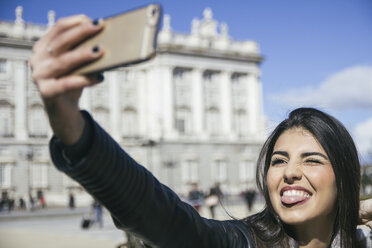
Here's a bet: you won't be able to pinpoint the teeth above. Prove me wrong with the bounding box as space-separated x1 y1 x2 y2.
282 190 311 198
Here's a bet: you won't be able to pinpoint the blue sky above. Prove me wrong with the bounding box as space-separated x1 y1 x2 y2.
1 0 372 162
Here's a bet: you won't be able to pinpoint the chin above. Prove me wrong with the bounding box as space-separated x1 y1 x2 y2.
277 210 310 225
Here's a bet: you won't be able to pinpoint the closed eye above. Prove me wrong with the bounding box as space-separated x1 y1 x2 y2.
305 159 322 165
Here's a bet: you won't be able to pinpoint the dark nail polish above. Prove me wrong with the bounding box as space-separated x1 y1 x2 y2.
92 46 100 53
96 74 104 82
92 19 100 26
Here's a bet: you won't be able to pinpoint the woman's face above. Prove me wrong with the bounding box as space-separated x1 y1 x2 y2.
266 127 337 226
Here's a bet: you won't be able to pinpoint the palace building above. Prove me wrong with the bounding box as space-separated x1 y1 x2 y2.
0 6 266 206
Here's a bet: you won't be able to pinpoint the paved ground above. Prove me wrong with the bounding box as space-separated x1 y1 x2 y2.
0 211 125 248
0 198 264 248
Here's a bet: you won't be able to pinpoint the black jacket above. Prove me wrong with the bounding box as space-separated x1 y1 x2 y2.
50 111 256 248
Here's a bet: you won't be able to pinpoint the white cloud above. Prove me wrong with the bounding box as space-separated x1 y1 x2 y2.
269 65 372 110
353 117 372 163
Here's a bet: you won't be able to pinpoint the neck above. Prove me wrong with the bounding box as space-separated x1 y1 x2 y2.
289 215 335 248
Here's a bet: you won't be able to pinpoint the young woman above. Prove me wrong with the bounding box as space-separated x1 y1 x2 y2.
30 15 371 247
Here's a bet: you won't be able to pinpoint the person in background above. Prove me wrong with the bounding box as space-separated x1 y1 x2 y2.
68 192 75 209
242 188 257 213
188 183 204 213
205 183 223 218
92 200 103 228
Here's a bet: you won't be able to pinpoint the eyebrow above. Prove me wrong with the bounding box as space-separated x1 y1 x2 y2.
301 152 329 160
271 151 329 160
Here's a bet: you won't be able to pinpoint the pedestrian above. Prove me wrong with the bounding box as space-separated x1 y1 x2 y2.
30 14 372 247
18 197 26 210
205 183 223 218
39 194 46 208
68 192 75 209
242 188 256 212
7 197 14 213
92 200 103 228
188 183 204 213
28 193 35 211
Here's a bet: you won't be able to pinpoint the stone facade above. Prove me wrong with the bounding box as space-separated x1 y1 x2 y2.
0 7 266 206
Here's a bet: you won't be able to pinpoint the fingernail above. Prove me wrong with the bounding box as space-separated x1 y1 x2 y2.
96 74 104 82
92 46 100 53
92 18 102 26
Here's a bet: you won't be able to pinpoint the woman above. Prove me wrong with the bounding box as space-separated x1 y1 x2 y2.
245 108 362 247
30 15 371 247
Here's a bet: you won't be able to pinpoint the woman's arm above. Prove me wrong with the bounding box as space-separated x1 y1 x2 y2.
32 15 254 248
30 15 105 144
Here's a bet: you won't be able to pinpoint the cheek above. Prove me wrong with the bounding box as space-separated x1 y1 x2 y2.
305 166 337 208
266 168 281 198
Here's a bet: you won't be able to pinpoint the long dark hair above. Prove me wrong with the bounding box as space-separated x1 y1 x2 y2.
244 107 361 247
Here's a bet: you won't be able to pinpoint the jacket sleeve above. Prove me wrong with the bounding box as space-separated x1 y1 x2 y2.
49 111 254 248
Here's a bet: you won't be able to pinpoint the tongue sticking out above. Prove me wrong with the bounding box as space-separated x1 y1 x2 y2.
281 195 308 205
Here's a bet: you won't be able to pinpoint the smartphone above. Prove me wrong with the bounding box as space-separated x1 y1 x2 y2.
72 4 162 75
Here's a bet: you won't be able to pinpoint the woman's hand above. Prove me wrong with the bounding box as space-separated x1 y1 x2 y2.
359 198 372 229
30 15 105 144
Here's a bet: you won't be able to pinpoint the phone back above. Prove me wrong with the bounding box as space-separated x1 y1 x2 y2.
73 4 161 75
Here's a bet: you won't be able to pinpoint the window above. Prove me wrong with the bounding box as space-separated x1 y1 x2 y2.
231 73 247 110
173 68 191 107
0 103 14 137
214 160 227 182
0 59 6 73
30 163 48 188
122 108 138 137
0 164 12 188
239 160 255 182
123 70 133 82
94 107 110 131
205 108 220 135
29 106 48 137
173 68 185 80
181 160 198 183
175 108 192 135
233 109 247 136
203 70 220 108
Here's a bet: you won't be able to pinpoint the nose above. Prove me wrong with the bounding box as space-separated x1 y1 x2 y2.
283 162 302 183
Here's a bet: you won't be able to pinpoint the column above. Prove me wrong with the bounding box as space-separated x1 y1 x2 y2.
220 70 232 136
14 60 27 140
192 68 204 136
108 71 120 141
246 73 259 135
161 65 175 138
146 67 162 139
137 69 147 137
